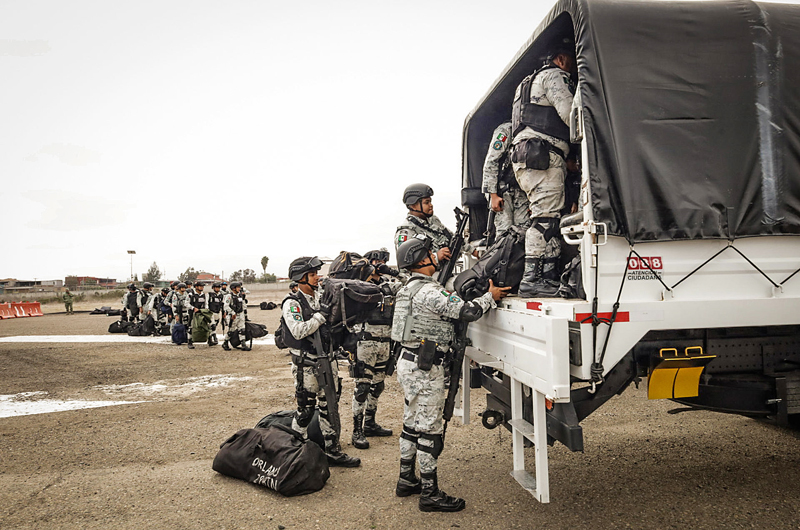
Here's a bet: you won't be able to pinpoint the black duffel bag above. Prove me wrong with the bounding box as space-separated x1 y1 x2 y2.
255 409 325 450
212 425 330 496
320 278 383 327
454 225 526 301
108 320 134 333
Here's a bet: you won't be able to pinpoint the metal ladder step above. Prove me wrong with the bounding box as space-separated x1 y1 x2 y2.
508 418 537 444
510 469 537 494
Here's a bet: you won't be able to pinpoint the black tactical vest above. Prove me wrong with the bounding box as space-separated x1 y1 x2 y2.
126 291 139 311
140 291 151 308
512 66 572 141
189 292 206 310
279 292 315 352
208 292 222 312
229 293 244 313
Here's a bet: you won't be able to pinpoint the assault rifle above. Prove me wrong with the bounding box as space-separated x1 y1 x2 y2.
436 207 470 286
442 320 469 439
311 329 341 439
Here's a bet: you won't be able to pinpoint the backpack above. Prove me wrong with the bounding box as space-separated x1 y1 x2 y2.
328 251 374 281
454 224 526 301
212 425 330 497
320 278 384 327
108 320 133 333
274 319 288 349
260 301 277 310
172 322 188 344
556 254 586 299
141 315 156 335
246 321 269 339
127 322 148 336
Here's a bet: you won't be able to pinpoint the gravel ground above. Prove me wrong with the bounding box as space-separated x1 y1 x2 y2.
1 303 799 530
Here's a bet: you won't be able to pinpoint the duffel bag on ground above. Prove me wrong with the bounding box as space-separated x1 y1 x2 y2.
172 322 187 344
454 224 526 301
108 320 133 333
212 425 330 496
255 410 324 450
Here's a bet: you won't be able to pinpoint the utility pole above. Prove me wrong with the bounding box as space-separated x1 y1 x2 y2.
127 250 136 282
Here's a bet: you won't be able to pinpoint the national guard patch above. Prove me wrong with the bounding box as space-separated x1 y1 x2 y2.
496 132 508 142
293 314 303 321
290 306 300 313
398 234 408 245
449 294 462 303
492 140 503 150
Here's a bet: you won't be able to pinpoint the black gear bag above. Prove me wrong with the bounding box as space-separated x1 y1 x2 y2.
320 278 384 327
212 424 330 496
454 225 526 301
255 409 325 450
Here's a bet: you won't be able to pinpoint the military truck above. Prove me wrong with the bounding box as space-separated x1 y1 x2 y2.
457 0 800 503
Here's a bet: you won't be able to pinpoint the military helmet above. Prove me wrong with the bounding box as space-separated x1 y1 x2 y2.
212 282 221 288
364 248 390 264
127 283 137 290
221 281 228 286
171 281 179 288
230 281 243 290
289 256 323 281
402 183 434 206
396 234 433 269
142 282 154 289
547 37 576 62
177 282 187 289
161 287 169 294
195 282 205 289
185 280 193 286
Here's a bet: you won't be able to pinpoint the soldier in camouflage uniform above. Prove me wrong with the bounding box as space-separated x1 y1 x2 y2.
511 40 577 297
207 282 224 344
282 256 360 467
164 281 179 326
171 282 191 336
395 184 475 268
62 288 75 315
391 235 509 512
121 283 142 322
150 287 170 334
483 121 531 236
222 282 249 351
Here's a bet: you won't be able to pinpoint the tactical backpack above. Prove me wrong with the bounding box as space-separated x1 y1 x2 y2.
320 278 384 328
127 321 148 336
172 322 188 344
108 320 134 334
328 251 374 281
454 224 526 301
212 425 330 497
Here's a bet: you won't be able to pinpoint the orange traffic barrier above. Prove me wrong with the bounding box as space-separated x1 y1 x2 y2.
12 302 30 317
26 302 44 317
0 303 14 319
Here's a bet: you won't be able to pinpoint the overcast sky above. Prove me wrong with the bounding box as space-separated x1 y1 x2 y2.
2 0 556 282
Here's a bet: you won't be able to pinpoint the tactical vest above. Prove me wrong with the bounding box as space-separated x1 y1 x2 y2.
189 292 206 310
512 66 571 141
126 291 139 311
208 292 223 313
229 293 244 313
390 276 455 349
140 291 151 309
280 292 315 352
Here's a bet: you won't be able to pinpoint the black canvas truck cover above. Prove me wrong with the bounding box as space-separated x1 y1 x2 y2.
463 0 800 243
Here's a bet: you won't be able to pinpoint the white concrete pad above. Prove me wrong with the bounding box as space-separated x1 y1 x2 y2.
0 334 276 345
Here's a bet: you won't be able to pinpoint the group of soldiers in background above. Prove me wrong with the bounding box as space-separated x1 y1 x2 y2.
120 279 250 351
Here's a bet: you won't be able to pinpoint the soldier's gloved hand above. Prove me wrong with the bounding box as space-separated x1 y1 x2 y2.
376 263 398 277
318 303 332 320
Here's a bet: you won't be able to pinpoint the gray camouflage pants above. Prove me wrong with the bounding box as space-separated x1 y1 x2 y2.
514 153 565 258
291 359 340 452
492 187 532 236
397 354 445 475
351 339 391 416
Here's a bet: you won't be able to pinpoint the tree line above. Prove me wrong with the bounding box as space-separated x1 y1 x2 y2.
141 256 277 284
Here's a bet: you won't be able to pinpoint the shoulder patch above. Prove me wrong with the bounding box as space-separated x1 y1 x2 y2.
492 140 504 151
398 234 408 245
290 305 300 313
293 314 303 321
495 132 508 142
449 294 462 303
440 290 451 297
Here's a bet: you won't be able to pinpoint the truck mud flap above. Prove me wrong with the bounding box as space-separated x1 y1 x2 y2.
648 347 716 400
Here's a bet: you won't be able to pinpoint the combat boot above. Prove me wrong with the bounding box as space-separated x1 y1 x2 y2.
418 471 465 512
207 336 215 347
519 258 560 298
352 414 369 449
363 409 393 437
395 456 422 497
326 446 361 468
222 340 231 351
187 338 195 350
240 341 251 352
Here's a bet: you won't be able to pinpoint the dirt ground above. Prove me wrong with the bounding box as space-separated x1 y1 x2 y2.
1 300 799 530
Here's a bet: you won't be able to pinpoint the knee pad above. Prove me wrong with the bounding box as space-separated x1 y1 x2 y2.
295 406 315 428
354 382 371 403
417 433 444 459
369 381 385 398
400 425 420 443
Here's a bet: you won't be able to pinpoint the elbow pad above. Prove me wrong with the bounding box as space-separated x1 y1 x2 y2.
458 302 485 322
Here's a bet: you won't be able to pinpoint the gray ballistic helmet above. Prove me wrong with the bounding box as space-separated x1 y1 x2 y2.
171 281 179 288
230 281 243 290
142 282 154 289
289 256 323 281
402 183 434 206
396 234 432 269
212 282 221 288
177 282 187 289
546 37 576 63
161 287 169 294
195 282 204 289
127 283 137 290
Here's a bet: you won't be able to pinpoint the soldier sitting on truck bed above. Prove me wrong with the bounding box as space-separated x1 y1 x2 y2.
511 38 578 297
392 235 509 512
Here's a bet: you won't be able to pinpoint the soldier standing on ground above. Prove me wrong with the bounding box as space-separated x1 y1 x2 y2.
121 283 141 322
511 40 577 297
62 288 75 315
222 281 249 352
391 235 509 512
171 283 191 342
282 256 360 467
208 282 224 344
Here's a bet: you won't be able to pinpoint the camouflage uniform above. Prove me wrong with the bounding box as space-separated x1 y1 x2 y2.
223 291 247 346
171 290 191 326
62 290 75 314
121 290 142 322
512 67 575 263
349 275 403 446
483 121 531 235
281 289 341 453
395 214 474 258
207 289 224 337
392 273 495 495
150 291 168 330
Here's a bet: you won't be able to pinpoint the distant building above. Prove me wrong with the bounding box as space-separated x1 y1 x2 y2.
0 278 64 294
196 272 223 282
65 276 117 288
